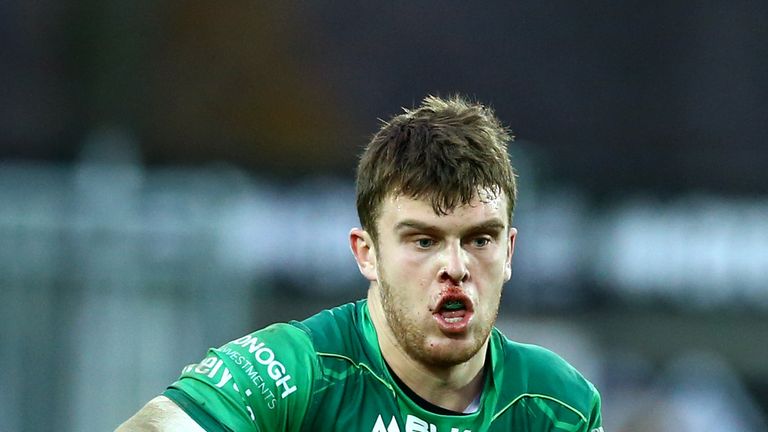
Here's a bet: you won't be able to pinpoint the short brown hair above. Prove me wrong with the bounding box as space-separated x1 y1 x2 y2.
356 95 517 239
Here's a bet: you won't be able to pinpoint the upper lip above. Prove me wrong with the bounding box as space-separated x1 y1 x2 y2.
433 290 474 313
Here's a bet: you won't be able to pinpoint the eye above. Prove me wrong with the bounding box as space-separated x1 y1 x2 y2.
471 237 491 248
416 238 435 249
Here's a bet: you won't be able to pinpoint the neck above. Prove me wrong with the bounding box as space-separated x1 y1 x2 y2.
367 286 488 412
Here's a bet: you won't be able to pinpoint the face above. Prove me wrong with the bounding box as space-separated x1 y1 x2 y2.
365 191 516 367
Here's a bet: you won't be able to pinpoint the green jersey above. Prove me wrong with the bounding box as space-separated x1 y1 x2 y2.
164 300 603 432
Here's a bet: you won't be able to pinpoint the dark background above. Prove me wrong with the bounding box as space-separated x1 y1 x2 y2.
2 2 767 431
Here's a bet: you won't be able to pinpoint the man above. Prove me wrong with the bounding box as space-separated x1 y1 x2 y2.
117 95 603 431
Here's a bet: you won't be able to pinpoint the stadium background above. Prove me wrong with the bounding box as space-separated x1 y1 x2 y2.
1 2 767 431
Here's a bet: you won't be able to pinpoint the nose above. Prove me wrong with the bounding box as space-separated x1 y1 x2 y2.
439 241 470 284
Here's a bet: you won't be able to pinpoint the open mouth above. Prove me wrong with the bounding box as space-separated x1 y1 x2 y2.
433 294 474 332
440 299 468 323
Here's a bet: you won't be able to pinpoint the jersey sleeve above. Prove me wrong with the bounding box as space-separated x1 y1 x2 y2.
164 323 318 432
585 385 603 432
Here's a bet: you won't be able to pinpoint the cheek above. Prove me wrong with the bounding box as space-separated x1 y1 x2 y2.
475 252 509 283
394 248 437 274
380 248 430 285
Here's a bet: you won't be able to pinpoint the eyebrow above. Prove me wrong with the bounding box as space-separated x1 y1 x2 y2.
394 219 507 235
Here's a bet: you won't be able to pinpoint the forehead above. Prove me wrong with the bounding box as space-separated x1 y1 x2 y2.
378 190 509 230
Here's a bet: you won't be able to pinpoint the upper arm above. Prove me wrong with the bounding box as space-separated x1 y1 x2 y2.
168 324 318 431
120 323 318 432
115 395 205 432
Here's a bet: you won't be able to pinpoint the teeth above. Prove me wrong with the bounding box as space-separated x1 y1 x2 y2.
444 317 462 323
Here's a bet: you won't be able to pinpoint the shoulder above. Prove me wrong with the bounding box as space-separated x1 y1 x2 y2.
165 307 359 431
217 301 366 376
290 301 366 357
223 321 315 368
492 329 600 421
223 301 361 358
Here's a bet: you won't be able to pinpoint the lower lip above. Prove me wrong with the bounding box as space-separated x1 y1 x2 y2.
433 311 473 334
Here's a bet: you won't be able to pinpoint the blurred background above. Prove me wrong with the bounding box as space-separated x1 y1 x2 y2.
1 1 767 431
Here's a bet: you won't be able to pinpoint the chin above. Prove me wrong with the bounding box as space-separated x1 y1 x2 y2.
418 337 482 367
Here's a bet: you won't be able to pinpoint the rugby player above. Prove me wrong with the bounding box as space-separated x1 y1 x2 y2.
116 95 603 431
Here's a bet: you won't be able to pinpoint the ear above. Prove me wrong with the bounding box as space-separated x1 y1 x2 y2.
350 228 378 282
504 227 518 282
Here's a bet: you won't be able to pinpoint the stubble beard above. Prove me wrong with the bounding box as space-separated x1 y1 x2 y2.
378 273 499 368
